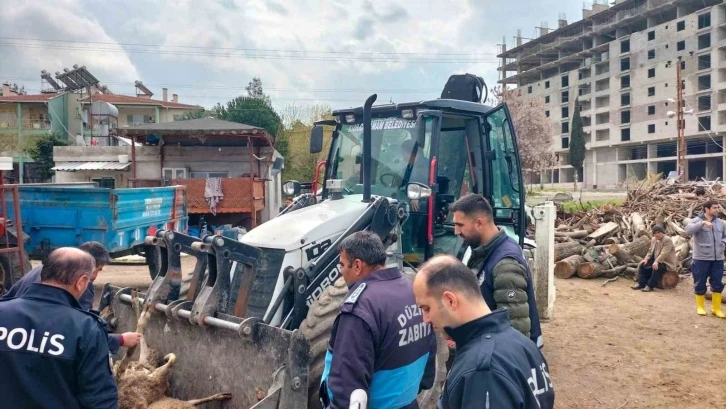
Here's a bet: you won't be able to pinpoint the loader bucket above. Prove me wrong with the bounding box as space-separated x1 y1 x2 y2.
107 285 310 409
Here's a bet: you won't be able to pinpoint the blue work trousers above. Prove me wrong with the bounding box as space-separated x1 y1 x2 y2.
691 259 725 295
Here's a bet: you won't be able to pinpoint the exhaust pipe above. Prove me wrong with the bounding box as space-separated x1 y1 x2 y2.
362 94 377 203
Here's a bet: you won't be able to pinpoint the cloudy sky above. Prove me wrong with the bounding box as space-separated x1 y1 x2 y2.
1 0 585 113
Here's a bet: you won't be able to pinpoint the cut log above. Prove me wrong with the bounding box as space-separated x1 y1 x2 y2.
658 270 679 290
554 230 589 239
572 215 590 230
576 262 604 279
603 237 621 245
608 235 651 261
631 212 646 235
602 265 627 279
667 220 687 238
554 241 583 262
587 222 619 241
623 266 640 279
554 255 585 279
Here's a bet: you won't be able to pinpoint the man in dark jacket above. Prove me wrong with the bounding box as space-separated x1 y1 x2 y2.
0 247 119 408
320 231 437 408
450 193 543 347
2 241 140 353
413 255 554 409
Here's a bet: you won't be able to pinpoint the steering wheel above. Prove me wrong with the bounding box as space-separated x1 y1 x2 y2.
379 172 403 188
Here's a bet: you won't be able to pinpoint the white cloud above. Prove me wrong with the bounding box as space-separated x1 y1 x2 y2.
1 0 585 112
0 0 140 86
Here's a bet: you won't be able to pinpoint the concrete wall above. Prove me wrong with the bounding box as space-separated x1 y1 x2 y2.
53 145 279 185
509 1 726 187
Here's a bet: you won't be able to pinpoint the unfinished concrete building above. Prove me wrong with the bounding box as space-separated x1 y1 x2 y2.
498 0 726 188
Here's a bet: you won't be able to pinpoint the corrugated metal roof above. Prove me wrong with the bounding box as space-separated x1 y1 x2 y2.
52 162 132 171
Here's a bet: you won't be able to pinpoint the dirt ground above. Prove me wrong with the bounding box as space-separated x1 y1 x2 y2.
91 259 726 408
544 275 726 409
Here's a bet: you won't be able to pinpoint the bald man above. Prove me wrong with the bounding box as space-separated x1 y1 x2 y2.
0 247 118 408
412 255 554 409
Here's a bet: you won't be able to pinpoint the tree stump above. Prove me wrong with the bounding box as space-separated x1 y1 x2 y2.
554 241 583 262
658 270 679 290
576 262 604 279
555 255 585 279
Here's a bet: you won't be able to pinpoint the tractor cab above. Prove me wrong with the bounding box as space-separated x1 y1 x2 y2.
287 74 527 266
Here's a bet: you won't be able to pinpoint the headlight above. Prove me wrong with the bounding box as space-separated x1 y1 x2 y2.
406 183 432 200
283 181 297 196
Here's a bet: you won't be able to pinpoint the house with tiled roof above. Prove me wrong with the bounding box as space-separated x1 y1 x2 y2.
1 78 202 182
0 83 56 182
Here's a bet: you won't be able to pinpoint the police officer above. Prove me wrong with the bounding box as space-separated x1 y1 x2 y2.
2 241 141 354
320 231 437 408
413 255 555 409
450 193 543 347
0 247 118 408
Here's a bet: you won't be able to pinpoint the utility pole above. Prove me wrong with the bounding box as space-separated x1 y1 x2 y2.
676 56 685 181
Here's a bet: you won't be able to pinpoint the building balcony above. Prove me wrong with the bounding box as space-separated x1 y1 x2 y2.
23 120 51 130
129 177 265 215
0 120 51 134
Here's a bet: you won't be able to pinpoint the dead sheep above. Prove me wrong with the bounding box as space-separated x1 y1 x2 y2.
113 293 231 409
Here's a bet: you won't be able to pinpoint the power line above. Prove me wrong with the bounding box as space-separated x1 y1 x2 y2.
0 76 442 93
0 36 499 57
0 41 499 64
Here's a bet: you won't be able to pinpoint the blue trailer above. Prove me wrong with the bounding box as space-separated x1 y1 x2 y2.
2 185 188 276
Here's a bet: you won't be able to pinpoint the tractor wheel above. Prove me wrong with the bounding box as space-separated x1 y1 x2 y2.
299 275 448 409
299 276 348 409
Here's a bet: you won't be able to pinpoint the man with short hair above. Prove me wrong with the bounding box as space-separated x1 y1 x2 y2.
633 225 676 292
685 200 726 317
0 247 119 408
413 255 554 409
320 231 437 408
2 241 140 352
450 193 543 347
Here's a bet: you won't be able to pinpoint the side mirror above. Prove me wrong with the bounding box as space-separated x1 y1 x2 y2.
406 182 432 201
283 180 302 196
310 125 324 154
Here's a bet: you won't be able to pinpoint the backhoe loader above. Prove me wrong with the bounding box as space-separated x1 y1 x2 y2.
100 73 534 408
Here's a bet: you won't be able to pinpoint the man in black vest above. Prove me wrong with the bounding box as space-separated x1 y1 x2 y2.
412 255 554 409
450 193 543 348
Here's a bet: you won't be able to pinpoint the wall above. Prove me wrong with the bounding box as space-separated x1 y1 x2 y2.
53 145 280 186
117 107 156 126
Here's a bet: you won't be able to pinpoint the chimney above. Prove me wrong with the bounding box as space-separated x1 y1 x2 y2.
162 88 168 102
1 82 9 96
172 94 178 103
558 13 567 28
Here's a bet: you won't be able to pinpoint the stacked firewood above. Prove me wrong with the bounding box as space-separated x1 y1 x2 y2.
551 177 725 288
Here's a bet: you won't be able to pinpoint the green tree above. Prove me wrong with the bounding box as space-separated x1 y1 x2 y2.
26 133 69 182
175 109 217 121
216 96 283 139
246 77 271 105
569 99 586 190
278 104 334 183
